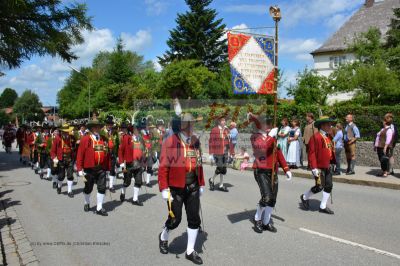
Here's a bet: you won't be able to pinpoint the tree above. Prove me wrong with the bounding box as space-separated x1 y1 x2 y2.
0 88 18 108
287 68 331 105
13 90 44 122
385 8 400 75
157 60 216 99
0 0 92 71
159 0 226 71
349 28 385 64
0 111 10 127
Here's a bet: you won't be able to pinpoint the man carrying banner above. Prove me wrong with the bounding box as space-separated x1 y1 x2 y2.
118 122 145 206
300 116 336 215
208 116 230 192
76 120 110 216
250 114 292 233
158 113 205 265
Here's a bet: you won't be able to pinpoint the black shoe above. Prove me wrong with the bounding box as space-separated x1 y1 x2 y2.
390 170 395 176
39 173 44 179
254 220 263 233
68 192 74 198
96 208 108 216
159 233 168 254
300 194 310 210
146 183 152 188
34 169 38 174
57 187 61 194
263 223 277 233
84 204 90 212
120 193 125 202
319 207 334 215
52 182 57 189
218 186 228 192
132 200 143 206
185 251 203 265
333 171 341 176
208 178 214 191
346 171 355 175
109 187 115 193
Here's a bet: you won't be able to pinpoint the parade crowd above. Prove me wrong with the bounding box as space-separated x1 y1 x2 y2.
0 110 398 265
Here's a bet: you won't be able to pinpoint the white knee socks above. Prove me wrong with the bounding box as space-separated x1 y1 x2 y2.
67 180 73 193
121 187 126 194
186 228 199 255
84 193 90 205
303 190 313 200
211 174 217 183
146 173 151 184
133 186 139 202
109 176 115 188
161 227 169 241
219 174 224 187
58 180 62 188
263 206 273 225
320 191 330 209
46 168 51 178
255 204 265 221
96 193 105 211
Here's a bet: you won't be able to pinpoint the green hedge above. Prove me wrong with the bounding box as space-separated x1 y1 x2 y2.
99 102 400 141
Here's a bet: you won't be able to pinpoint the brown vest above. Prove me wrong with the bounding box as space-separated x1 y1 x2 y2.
378 127 393 148
347 124 355 139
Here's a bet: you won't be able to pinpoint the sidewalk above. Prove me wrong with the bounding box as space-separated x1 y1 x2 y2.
203 154 400 190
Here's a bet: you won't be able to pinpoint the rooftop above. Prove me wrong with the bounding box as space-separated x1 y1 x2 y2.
311 0 400 55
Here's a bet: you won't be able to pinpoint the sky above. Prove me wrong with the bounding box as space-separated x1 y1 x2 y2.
0 0 365 106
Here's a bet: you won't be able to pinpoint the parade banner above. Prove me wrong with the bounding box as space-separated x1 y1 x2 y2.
228 32 275 94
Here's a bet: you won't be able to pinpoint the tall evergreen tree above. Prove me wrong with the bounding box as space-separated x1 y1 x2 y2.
0 88 18 108
385 8 400 75
159 0 226 71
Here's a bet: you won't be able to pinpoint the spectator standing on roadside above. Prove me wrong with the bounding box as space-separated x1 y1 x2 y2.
287 119 302 169
229 121 238 163
344 114 360 175
374 114 395 177
303 113 318 169
387 113 398 175
333 123 344 175
278 118 291 161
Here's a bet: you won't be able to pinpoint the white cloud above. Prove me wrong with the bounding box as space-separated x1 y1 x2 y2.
152 59 162 72
145 0 168 15
295 54 313 61
280 38 321 55
324 12 353 30
121 30 152 52
0 27 153 105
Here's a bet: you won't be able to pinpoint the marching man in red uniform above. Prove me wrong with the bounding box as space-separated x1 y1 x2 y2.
76 120 110 216
158 113 205 265
118 122 146 206
208 116 230 192
300 116 336 215
50 124 75 197
24 126 35 166
250 114 292 233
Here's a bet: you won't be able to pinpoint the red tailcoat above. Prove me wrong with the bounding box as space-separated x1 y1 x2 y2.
76 134 110 171
308 132 336 170
118 133 144 164
50 135 73 160
25 132 35 146
158 134 205 191
209 126 230 155
251 133 289 172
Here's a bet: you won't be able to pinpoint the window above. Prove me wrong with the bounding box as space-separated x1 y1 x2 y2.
329 56 347 68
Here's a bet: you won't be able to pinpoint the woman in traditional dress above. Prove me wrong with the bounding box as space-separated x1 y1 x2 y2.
277 118 290 160
287 119 302 169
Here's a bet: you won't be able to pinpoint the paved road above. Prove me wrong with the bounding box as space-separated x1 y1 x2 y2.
1 147 400 266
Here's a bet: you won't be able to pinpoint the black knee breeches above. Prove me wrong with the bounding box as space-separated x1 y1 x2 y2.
214 154 228 175
165 185 201 230
83 167 106 194
58 160 74 181
254 169 279 208
311 167 333 194
123 163 143 188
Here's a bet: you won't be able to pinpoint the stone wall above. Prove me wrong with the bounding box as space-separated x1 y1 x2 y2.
199 133 400 168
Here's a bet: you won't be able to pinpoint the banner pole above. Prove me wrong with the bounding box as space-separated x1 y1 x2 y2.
270 6 281 191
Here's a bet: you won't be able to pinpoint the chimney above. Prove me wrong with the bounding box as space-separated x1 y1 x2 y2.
365 0 374 8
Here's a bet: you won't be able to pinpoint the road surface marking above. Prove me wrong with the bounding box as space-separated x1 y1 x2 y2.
299 228 400 260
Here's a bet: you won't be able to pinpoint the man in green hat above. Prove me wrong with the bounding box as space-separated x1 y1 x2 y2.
300 116 336 215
